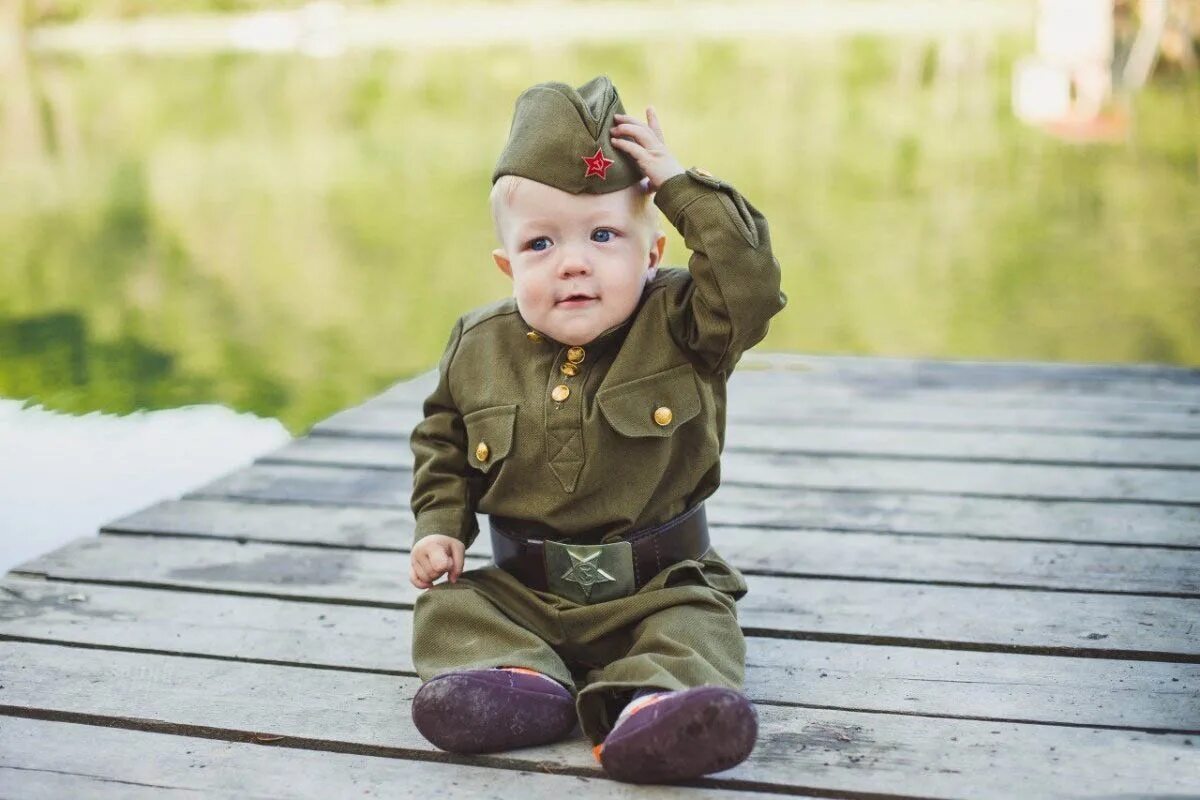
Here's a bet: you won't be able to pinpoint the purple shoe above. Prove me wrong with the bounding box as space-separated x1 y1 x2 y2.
595 686 758 784
411 667 576 754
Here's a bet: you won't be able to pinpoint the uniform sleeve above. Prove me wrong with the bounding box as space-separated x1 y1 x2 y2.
408 317 480 550
653 168 788 376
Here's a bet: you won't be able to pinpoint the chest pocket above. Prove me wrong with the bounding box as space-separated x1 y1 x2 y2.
596 363 702 438
463 404 517 474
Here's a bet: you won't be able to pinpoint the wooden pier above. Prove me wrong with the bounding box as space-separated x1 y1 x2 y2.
3 353 1199 798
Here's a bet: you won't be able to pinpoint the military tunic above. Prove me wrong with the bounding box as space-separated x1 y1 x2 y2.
409 167 786 744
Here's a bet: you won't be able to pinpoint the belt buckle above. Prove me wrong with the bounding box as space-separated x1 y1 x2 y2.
543 539 636 605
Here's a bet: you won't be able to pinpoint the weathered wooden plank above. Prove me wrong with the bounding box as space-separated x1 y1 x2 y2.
305 413 1200 468
260 435 1200 504
13 536 1200 658
100 499 1200 596
193 463 406 508
374 355 1200 407
3 576 1196 733
716 452 1200 504
186 463 1200 547
731 352 1200 398
0 716 769 800
316 391 1200 438
3 641 1196 799
349 377 1200 422
369 368 1200 417
729 368 1200 410
106 498 416 547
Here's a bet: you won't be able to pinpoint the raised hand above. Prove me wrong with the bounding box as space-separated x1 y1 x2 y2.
610 106 686 191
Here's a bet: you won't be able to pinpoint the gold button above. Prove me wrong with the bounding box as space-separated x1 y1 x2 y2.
551 384 570 402
560 362 578 377
475 442 490 462
566 346 586 364
694 167 713 178
653 406 673 426
526 330 543 343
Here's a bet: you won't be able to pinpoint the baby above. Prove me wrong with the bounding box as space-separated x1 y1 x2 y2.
407 75 786 784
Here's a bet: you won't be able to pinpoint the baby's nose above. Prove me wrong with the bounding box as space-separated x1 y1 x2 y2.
557 251 592 276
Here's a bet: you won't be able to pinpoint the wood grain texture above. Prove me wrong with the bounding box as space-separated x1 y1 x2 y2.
183 463 1200 547
6 354 1199 798
3 576 1197 733
315 390 1200 438
11 536 1200 658
2 641 1196 800
100 499 1200 596
373 356 1200 407
260 434 1200 503
0 716 768 800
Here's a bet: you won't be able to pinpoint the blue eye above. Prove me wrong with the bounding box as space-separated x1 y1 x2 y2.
528 237 550 252
592 229 614 243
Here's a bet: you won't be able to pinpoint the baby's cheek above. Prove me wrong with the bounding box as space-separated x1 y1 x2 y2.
515 276 550 307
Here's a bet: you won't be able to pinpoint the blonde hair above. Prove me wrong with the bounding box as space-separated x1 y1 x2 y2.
490 174 660 247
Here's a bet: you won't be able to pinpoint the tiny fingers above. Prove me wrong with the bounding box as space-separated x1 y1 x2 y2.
646 106 665 140
610 122 656 146
413 550 442 586
613 108 666 138
610 136 648 161
614 122 643 140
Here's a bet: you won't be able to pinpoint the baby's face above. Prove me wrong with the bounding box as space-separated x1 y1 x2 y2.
491 177 664 346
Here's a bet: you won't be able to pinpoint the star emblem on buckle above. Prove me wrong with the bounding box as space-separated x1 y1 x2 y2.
581 147 615 180
561 547 616 600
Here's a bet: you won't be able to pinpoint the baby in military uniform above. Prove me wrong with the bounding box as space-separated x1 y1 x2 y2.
407 75 786 784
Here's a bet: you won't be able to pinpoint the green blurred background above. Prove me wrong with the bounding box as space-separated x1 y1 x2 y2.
2 1 1198 434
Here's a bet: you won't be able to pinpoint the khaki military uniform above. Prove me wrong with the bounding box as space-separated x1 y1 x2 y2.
409 164 786 744
410 74 785 746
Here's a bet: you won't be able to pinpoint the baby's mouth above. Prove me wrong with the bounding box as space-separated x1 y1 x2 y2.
556 293 598 306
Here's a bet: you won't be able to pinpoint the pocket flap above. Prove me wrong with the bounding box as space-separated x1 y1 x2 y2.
463 404 517 473
596 364 701 438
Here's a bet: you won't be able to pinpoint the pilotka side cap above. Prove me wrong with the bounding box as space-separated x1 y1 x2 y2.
491 75 642 194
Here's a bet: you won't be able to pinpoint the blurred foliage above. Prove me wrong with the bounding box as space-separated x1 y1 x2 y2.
23 0 607 25
26 0 302 25
1 34 1197 433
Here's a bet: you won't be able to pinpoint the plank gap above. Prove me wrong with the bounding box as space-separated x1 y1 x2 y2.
97 521 1200 553
739 628 1200 665
735 570 1200 600
188 483 1200 512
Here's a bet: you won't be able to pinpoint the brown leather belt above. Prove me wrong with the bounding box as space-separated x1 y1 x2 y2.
488 503 710 605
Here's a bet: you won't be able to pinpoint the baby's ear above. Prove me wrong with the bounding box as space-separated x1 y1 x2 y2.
492 248 513 279
647 230 667 271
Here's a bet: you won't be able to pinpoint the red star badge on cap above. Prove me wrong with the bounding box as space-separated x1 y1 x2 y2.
581 147 615 180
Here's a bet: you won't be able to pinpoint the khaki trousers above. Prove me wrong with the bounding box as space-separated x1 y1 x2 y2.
411 547 749 745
